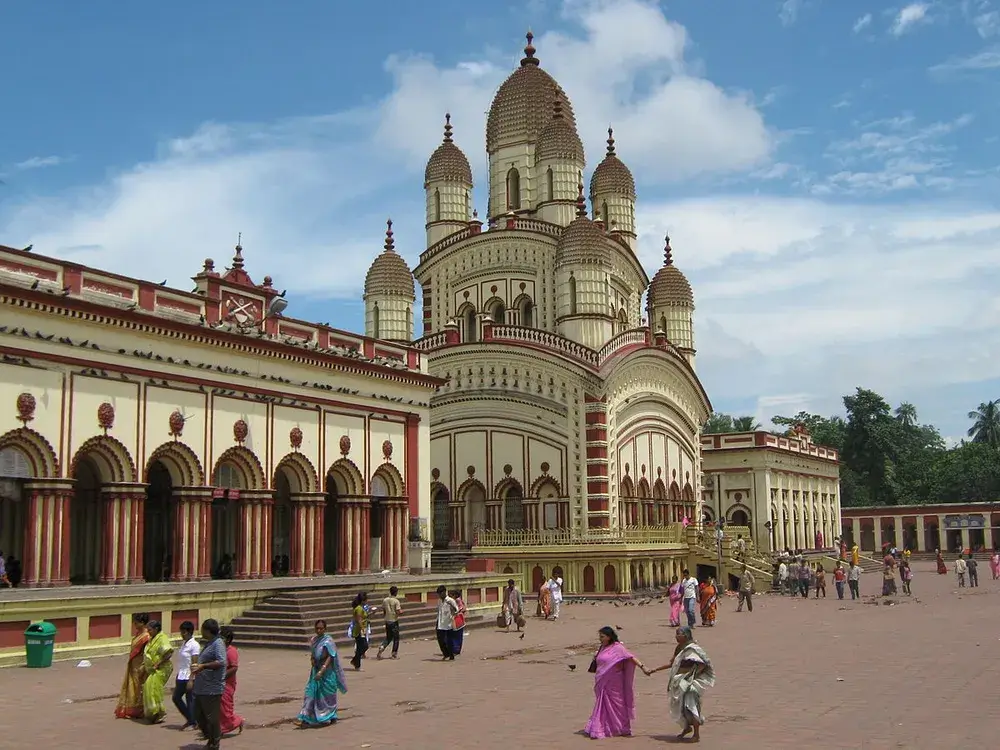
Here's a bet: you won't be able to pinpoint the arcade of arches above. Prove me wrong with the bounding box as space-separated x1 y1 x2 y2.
0 435 411 587
617 475 697 529
497 556 688 597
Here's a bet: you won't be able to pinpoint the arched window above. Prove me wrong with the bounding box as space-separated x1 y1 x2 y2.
372 303 380 339
659 314 667 333
617 308 627 333
465 191 470 219
602 201 609 225
462 305 477 343
546 168 554 201
568 275 577 315
490 299 506 324
519 298 534 327
405 306 412 337
506 167 521 210
214 463 243 489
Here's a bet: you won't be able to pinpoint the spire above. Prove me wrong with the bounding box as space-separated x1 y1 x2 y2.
606 127 617 157
521 30 539 67
443 113 453 144
232 232 245 270
576 184 587 218
384 219 395 253
663 235 673 266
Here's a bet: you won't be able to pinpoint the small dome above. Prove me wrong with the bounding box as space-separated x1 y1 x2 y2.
486 32 577 153
424 114 473 187
364 220 415 299
536 96 585 164
556 188 611 267
590 128 636 197
648 236 693 308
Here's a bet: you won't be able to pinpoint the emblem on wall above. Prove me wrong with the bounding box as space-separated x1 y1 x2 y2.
339 435 351 457
431 468 440 480
289 427 303 451
233 419 249 445
15 393 36 426
540 461 550 474
97 402 115 435
223 294 263 328
382 440 393 461
168 410 185 440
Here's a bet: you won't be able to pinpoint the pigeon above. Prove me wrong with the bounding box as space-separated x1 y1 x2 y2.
22 244 33 252
615 625 624 630
519 633 525 640
568 664 577 671
158 279 167 286
30 279 40 290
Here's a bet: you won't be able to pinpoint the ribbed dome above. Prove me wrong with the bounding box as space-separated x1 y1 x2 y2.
424 114 473 186
556 189 611 267
486 33 577 153
536 96 585 164
590 128 636 197
364 220 415 299
648 236 693 307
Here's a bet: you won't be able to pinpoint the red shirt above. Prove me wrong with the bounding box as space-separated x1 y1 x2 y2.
834 568 847 582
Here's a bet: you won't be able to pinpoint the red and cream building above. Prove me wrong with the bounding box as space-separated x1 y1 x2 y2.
841 502 1000 554
0 242 440 588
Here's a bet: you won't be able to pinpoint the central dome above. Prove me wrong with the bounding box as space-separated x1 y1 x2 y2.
486 32 577 153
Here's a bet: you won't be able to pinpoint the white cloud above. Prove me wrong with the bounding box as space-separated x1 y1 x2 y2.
930 46 1000 72
779 0 802 27
853 13 873 33
12 155 63 171
891 3 930 36
975 10 1000 36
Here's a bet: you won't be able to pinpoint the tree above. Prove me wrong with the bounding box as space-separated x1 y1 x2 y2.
841 388 899 505
895 402 917 427
701 413 734 434
967 400 1000 448
771 411 847 451
732 416 761 431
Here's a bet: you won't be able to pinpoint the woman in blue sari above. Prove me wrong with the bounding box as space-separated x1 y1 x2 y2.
296 619 347 727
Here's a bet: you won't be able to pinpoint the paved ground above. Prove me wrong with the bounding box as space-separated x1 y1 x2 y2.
1 560 995 749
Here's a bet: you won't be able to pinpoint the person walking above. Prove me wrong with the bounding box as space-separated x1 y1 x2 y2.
172 620 200 729
376 586 402 660
833 561 847 600
680 569 699 628
190 618 227 750
435 585 458 661
848 561 861 599
814 563 826 598
967 553 979 587
955 555 968 587
501 579 524 632
797 559 811 598
349 592 370 671
550 576 564 620
735 564 754 613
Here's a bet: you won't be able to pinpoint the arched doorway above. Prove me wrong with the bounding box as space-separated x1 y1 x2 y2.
323 474 341 574
730 508 749 528
502 483 524 531
462 481 486 543
144 461 173 582
272 470 293 575
370 473 389 571
432 485 451 548
70 457 105 584
211 461 242 578
0 446 30 582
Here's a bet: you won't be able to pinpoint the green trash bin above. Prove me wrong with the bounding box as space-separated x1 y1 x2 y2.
24 621 57 668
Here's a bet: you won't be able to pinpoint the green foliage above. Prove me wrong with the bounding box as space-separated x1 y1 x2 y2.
701 413 761 434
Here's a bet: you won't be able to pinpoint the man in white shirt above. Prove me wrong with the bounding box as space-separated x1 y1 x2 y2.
680 568 699 627
848 562 862 599
550 577 564 620
954 556 968 587
777 560 789 595
435 585 458 661
172 620 200 729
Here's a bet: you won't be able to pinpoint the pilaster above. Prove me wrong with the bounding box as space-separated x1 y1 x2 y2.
100 483 148 584
22 480 74 588
172 488 213 582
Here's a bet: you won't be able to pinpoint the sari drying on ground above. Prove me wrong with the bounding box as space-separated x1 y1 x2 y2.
114 630 150 719
220 644 244 734
584 642 637 739
141 631 173 721
668 582 683 627
699 584 718 626
297 634 347 726
666 641 716 729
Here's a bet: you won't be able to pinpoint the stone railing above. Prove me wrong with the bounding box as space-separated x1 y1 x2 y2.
473 524 684 548
420 216 564 265
597 328 650 365
412 331 449 351
489 325 599 366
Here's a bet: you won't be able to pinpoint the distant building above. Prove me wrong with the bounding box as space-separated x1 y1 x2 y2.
840 502 1000 553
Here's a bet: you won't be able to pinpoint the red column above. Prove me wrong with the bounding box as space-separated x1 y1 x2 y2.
338 502 350 573
404 414 420 518
360 502 371 572
56 490 71 585
100 494 116 583
132 493 145 583
22 485 73 588
316 498 326 576
236 499 250 579
199 497 212 580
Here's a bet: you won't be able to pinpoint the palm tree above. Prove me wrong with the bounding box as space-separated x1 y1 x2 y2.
732 416 761 431
894 402 918 427
967 400 1000 448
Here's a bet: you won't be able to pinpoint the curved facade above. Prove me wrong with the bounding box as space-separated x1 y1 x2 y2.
363 33 711 566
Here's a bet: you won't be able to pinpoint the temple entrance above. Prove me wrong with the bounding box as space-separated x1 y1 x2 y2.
432 486 451 548
730 509 749 528
370 474 389 570
0 446 30 582
464 483 486 543
143 460 174 582
502 484 524 531
323 475 340 574
211 461 241 578
70 457 105 584
272 470 293 576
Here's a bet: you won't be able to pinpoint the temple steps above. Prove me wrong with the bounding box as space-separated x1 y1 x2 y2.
431 550 471 573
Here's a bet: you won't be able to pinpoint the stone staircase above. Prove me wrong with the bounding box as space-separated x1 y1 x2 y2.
230 585 487 650
431 550 472 573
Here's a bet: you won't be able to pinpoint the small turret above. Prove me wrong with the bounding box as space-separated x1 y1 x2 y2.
364 219 416 342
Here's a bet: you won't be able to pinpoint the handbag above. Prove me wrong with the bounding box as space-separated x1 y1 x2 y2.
588 645 603 673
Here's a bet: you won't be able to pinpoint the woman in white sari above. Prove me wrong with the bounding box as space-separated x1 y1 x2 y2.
644 626 715 742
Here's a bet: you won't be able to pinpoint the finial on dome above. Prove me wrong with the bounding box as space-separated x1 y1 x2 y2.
521 30 539 66
606 127 616 156
664 235 673 266
443 113 453 144
576 184 587 218
232 233 245 269
384 219 395 253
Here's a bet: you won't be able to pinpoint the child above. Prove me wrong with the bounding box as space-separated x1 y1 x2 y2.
814 562 826 598
901 561 913 596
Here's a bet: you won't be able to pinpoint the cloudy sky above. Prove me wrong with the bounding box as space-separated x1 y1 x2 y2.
2 0 998 441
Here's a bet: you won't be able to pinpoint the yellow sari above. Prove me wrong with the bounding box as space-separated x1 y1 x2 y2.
142 631 173 722
114 630 150 719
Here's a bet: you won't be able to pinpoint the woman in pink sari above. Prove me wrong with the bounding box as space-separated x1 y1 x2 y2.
219 627 245 736
667 575 682 627
584 626 647 739
990 549 1000 580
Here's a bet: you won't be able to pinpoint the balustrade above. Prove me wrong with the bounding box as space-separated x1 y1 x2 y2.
474 523 683 548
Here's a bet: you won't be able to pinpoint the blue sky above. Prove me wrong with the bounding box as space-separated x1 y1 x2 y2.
2 0 999 442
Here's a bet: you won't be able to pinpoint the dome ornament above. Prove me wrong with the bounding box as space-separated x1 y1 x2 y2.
606 127 616 156
521 30 539 67
232 232 245 270
384 219 395 253
664 235 673 266
443 113 454 144
575 184 587 218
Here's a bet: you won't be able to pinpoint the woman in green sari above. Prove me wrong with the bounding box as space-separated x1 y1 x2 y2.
142 620 174 724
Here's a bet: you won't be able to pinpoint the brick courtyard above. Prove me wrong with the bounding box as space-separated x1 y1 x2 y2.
1 560 994 749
